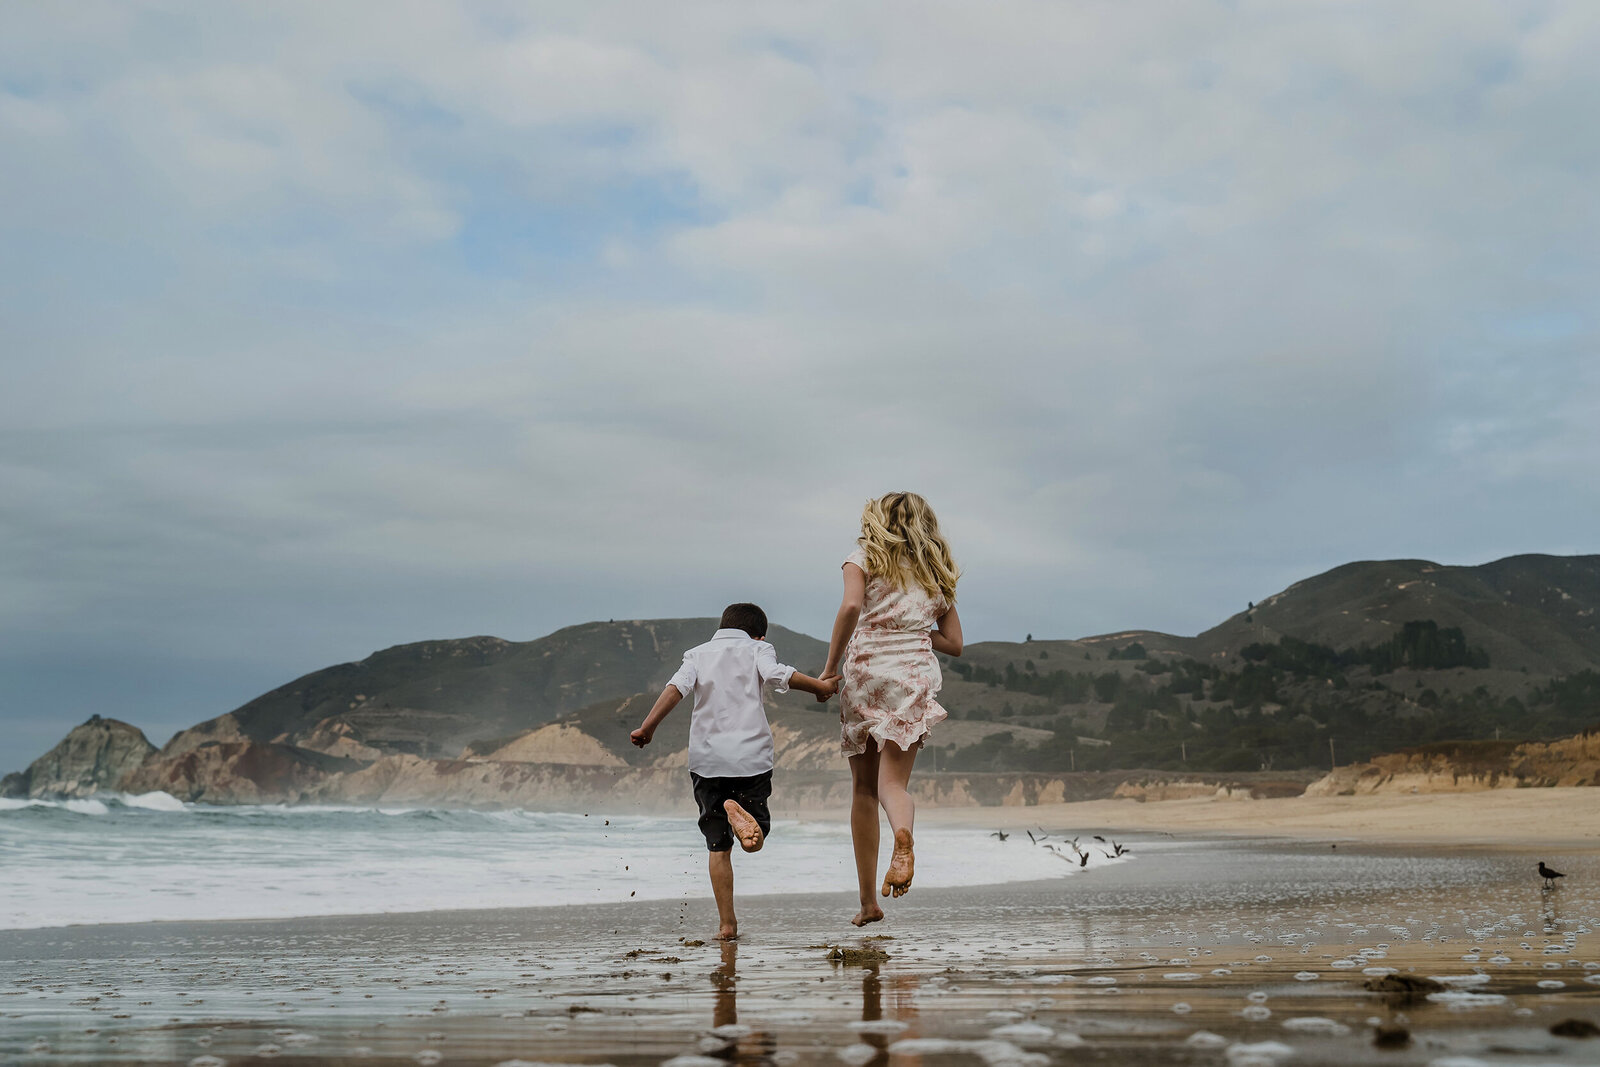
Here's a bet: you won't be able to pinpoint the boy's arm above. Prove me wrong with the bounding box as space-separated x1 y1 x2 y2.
786 670 838 701
631 684 684 746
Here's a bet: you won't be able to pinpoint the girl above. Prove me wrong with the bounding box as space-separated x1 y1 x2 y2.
820 492 963 927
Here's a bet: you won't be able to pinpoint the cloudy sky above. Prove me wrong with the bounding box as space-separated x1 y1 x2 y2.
3 2 1596 761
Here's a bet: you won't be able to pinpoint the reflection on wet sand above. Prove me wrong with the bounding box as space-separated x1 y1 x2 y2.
3 836 1600 1065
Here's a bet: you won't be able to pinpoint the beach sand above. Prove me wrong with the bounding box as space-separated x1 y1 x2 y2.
922 786 1600 847
6 794 1600 1066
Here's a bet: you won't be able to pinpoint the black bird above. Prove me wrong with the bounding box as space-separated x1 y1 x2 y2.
1539 862 1565 889
1026 829 1039 846
1078 852 1089 868
1111 840 1129 857
991 830 1009 841
1033 826 1051 841
1093 835 1107 843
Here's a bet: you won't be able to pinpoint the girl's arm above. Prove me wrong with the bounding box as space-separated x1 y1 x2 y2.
820 563 866 679
930 605 963 657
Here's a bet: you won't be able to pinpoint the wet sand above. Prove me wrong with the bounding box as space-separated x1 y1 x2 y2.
5 832 1600 1065
922 788 1600 847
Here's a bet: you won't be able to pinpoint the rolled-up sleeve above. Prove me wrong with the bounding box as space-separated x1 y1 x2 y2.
668 652 697 698
756 642 795 693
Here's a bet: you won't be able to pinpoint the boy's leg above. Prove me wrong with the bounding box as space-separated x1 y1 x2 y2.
709 849 737 940
724 772 772 853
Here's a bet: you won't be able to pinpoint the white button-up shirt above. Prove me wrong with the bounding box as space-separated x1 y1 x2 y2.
669 628 795 778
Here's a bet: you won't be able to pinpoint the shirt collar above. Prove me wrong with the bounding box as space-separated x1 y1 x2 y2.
711 628 753 641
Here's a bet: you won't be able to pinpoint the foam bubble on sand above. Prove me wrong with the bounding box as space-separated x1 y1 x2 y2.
1224 1041 1294 1066
662 1057 728 1067
887 1038 1048 1067
1240 1005 1272 1021
1165 972 1201 980
1537 979 1565 989
1282 1017 1349 1035
1293 971 1319 981
1186 1031 1229 1048
188 1057 225 1067
835 1045 877 1066
1426 991 1508 1008
1426 1059 1493 1067
1431 974 1491 986
990 1022 1053 1044
849 1020 908 1035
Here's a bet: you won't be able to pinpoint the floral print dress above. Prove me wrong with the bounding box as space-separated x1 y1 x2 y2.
839 546 950 757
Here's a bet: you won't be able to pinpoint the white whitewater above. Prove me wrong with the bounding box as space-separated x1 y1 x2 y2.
0 794 1106 930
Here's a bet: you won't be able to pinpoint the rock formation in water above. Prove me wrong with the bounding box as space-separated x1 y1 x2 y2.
0 715 156 799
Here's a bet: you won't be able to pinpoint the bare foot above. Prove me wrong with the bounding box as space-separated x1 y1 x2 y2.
715 924 739 941
724 800 764 852
881 828 914 898
850 904 885 927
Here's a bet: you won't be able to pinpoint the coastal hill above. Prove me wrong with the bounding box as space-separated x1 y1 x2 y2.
5 552 1598 806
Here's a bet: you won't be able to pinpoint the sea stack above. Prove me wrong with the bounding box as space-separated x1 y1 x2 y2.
1 715 156 799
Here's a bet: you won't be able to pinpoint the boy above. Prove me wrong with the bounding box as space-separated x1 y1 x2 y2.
631 603 836 940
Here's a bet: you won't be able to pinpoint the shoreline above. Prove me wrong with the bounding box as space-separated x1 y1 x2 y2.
6 836 1599 1066
918 786 1600 848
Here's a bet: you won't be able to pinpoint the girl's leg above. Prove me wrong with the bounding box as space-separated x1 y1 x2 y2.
848 743 884 926
877 740 919 897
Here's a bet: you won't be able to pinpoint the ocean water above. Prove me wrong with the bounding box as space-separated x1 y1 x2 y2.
0 793 1095 930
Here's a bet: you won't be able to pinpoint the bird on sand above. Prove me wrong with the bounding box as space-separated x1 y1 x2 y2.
1539 862 1565 889
1077 852 1089 868
991 830 1009 841
1111 840 1129 857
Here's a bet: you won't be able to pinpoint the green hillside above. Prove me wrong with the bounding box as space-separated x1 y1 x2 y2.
130 552 1600 775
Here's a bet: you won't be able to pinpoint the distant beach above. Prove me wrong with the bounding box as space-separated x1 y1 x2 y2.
925 786 1600 848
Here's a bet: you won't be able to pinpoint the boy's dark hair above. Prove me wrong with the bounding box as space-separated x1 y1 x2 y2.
720 602 768 639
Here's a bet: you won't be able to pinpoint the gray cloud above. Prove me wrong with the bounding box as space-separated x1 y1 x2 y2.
2 1 1596 759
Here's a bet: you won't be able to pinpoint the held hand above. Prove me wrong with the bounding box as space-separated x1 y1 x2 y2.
630 727 652 747
816 673 840 703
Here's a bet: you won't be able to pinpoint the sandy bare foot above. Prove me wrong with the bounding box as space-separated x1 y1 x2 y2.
850 904 885 927
716 924 739 941
881 828 914 898
724 800 764 852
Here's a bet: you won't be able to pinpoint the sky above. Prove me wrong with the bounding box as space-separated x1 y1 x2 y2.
2 1 1597 762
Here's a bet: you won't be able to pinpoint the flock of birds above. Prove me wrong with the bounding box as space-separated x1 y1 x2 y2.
992 831 1571 891
990 827 1129 868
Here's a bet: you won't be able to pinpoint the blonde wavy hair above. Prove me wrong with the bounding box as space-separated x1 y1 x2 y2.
857 492 960 604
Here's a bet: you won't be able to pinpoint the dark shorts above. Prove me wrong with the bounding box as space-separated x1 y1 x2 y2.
690 770 773 852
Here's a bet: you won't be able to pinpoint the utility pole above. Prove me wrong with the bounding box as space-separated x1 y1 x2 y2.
1181 741 1187 762
1329 737 1336 770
